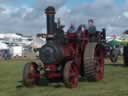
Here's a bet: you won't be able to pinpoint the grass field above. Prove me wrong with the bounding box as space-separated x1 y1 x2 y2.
0 57 128 96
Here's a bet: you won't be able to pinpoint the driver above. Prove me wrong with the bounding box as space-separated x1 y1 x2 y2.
88 19 96 33
88 19 97 42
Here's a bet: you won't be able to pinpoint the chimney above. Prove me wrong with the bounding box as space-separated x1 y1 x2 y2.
45 6 56 35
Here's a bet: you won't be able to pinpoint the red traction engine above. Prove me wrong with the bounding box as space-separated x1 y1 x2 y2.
23 6 106 88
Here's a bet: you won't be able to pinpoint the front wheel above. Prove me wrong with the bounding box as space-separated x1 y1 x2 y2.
63 61 79 88
23 62 40 87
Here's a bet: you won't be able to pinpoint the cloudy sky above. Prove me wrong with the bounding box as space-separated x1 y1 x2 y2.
0 0 128 36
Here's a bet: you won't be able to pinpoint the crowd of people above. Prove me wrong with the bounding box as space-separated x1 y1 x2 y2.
66 19 98 42
67 19 96 33
0 49 11 60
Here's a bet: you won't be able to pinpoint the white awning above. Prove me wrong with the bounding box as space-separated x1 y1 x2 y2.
0 42 9 50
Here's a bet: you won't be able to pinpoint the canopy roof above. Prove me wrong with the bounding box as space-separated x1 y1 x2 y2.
108 40 120 47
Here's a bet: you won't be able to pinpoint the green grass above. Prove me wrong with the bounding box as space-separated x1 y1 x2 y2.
0 59 128 96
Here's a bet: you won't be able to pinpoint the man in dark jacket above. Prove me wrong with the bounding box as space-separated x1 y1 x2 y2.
88 19 97 42
88 19 96 33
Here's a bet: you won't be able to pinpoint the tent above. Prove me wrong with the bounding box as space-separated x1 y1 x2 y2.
0 42 9 50
31 38 46 49
108 40 120 48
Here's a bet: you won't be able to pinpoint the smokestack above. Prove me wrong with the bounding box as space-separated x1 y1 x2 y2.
45 6 56 35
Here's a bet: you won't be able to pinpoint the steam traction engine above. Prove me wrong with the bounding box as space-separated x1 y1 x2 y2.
23 6 106 88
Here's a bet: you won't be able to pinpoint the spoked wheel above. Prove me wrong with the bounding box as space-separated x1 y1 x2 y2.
23 62 40 87
63 61 79 88
83 43 104 81
95 45 104 80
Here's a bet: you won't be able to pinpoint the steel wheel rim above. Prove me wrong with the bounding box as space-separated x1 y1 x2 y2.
70 65 79 88
95 47 104 80
64 63 79 88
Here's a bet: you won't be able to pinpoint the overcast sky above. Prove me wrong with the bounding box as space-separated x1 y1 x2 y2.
0 0 128 36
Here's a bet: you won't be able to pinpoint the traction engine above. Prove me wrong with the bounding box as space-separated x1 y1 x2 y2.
23 6 106 88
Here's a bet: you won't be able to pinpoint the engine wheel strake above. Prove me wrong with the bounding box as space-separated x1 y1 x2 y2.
83 43 104 81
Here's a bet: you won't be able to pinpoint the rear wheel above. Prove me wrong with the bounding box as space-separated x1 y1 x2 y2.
83 43 104 81
63 61 79 88
23 62 40 87
95 46 104 80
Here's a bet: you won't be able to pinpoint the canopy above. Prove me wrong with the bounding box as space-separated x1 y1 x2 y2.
108 40 120 48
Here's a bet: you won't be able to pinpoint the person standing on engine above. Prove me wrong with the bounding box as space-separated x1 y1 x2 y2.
88 19 96 33
88 19 97 42
67 24 76 33
77 24 87 39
